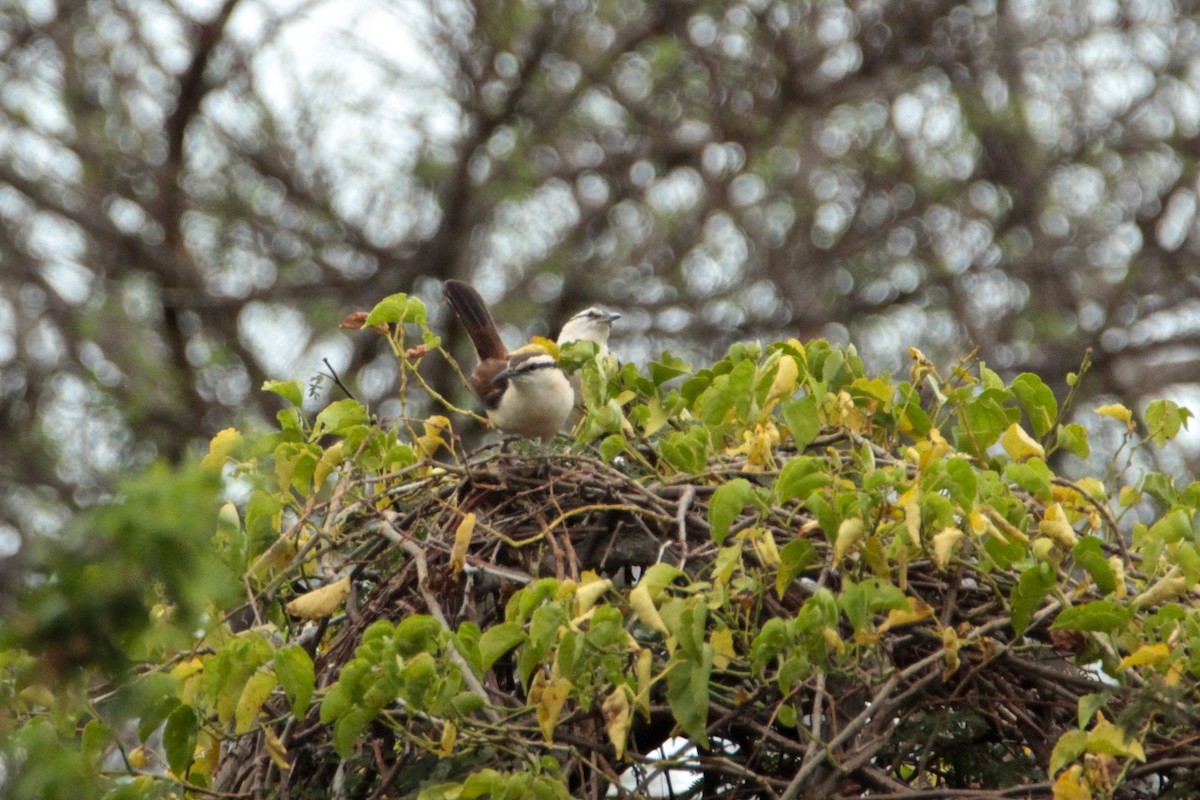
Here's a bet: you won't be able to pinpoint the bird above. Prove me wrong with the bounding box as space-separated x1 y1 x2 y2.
442 280 575 442
557 307 621 357
556 306 621 429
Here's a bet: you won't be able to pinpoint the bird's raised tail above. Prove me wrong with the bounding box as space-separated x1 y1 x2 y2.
443 280 507 361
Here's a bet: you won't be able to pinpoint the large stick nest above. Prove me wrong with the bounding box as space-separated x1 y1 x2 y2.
215 443 1200 800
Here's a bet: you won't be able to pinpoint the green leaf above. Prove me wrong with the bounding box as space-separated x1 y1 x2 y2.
773 457 829 504
640 562 685 596
1055 423 1090 459
312 399 370 440
1049 729 1088 776
263 379 303 407
163 704 198 777
1011 373 1058 438
1003 458 1053 501
400 652 438 709
661 429 709 474
1078 692 1109 728
319 683 350 724
666 606 712 747
1145 399 1192 447
944 457 978 507
1145 508 1193 546
1010 562 1056 636
479 622 527 672
333 707 371 759
598 434 626 462
1050 600 1130 633
275 645 315 718
776 539 817 598
649 352 693 384
1142 472 1177 506
959 388 1014 453
1072 537 1116 595
897 382 932 437
1170 541 1200 584
394 615 444 657
132 675 182 742
365 293 427 326
708 478 756 546
837 578 908 632
780 395 821 447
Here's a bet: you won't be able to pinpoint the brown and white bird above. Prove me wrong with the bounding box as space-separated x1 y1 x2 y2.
442 280 574 442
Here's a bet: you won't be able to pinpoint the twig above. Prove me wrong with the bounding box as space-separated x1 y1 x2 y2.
667 484 695 567
322 357 356 401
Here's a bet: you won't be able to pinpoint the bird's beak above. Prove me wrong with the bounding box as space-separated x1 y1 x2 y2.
605 311 622 322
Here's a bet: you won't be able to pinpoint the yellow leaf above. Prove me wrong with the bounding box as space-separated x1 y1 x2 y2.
744 424 776 471
629 583 669 637
1086 717 1146 761
235 670 277 734
916 429 952 471
710 628 736 670
899 486 921 547
217 501 240 531
515 336 560 358
1107 557 1127 599
643 397 671 437
573 576 613 618
450 513 475 574
128 745 150 769
1074 477 1106 501
313 440 345 488
1094 403 1133 426
983 505 1029 543
171 657 206 705
601 686 632 760
749 527 780 568
1052 765 1093 800
1131 567 1187 609
634 648 653 719
941 626 961 680
1039 503 1079 548
834 517 866 562
285 577 351 620
1118 642 1170 670
202 427 242 470
437 721 458 757
932 527 965 570
1001 422 1045 462
821 625 845 653
878 598 934 632
264 727 290 771
416 415 451 459
614 389 637 405
530 670 571 742
765 355 799 405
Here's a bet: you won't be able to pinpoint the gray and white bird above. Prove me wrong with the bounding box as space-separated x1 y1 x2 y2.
556 306 621 430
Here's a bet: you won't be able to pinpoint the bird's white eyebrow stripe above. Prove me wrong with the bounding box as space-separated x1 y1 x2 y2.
507 353 557 372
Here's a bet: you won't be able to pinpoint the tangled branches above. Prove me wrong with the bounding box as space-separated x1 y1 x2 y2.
210 438 1200 800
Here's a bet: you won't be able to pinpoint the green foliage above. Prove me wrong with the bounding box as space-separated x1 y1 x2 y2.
4 304 1200 799
2 462 235 674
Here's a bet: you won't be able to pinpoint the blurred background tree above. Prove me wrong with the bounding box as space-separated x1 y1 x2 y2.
4 0 1200 568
